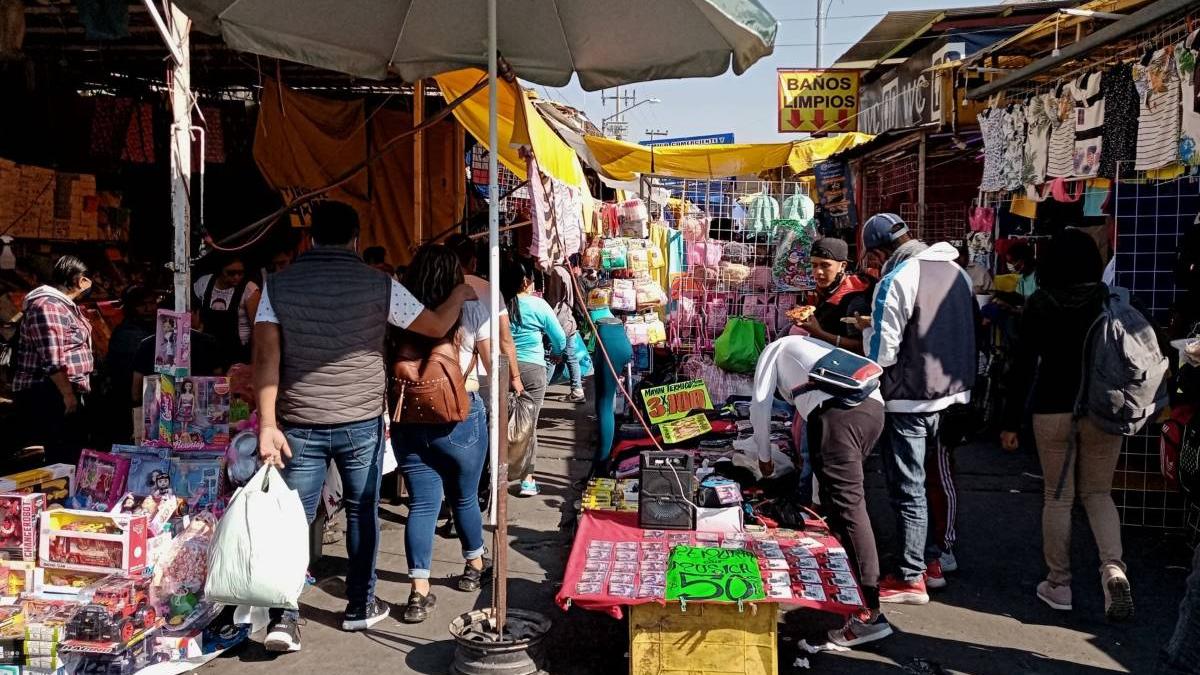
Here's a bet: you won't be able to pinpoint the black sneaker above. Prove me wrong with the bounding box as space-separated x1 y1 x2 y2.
402 591 437 624
342 599 390 631
458 559 494 592
264 616 302 653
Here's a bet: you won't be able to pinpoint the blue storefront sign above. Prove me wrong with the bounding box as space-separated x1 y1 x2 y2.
640 132 735 147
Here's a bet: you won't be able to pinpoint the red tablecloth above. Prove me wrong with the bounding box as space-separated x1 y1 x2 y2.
555 511 863 620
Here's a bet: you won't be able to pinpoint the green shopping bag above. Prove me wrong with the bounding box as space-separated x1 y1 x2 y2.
713 316 766 374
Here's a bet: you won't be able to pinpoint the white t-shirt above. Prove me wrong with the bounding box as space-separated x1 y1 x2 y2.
458 300 491 374
255 278 425 328
194 274 259 345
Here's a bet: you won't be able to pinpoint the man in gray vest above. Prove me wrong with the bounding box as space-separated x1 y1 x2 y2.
253 201 475 652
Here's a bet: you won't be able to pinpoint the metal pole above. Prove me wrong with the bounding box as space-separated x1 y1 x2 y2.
486 0 508 637
815 0 822 69
413 79 426 245
917 132 926 235
168 2 191 313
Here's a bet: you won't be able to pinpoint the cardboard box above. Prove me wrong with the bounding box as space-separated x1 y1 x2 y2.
0 466 75 506
0 561 34 601
155 628 203 660
39 510 148 576
0 493 45 561
630 602 778 675
31 568 108 597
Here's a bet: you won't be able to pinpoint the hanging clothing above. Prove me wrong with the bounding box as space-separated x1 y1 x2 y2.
978 107 1006 191
1023 97 1052 186
648 222 671 290
781 192 814 223
526 152 584 266
1071 71 1105 178
1099 62 1140 179
1045 90 1076 179
1178 31 1200 168
1001 104 1027 191
744 193 780 233
1133 47 1182 171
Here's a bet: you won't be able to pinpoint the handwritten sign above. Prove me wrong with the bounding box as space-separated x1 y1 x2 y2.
642 380 713 425
665 546 765 603
659 413 712 444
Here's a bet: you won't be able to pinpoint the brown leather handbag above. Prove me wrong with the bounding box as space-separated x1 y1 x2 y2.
390 335 473 425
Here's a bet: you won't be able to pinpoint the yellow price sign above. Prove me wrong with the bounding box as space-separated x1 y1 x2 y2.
777 69 860 133
641 380 714 425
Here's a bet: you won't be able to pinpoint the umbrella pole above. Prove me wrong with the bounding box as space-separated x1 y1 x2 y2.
486 0 508 638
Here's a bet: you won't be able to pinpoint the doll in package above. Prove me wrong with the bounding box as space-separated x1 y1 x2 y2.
111 446 173 498
169 453 225 514
153 309 191 376
174 377 231 450
66 450 131 511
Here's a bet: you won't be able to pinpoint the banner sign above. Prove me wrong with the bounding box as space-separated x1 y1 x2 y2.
665 546 765 602
641 133 735 147
777 69 860 133
641 380 713 425
659 413 713 444
813 159 858 234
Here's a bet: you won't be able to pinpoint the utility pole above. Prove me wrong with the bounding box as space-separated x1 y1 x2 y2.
645 129 670 141
601 87 637 140
815 0 822 68
168 2 191 313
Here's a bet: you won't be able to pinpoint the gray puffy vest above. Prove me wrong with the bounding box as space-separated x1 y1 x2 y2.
268 247 392 426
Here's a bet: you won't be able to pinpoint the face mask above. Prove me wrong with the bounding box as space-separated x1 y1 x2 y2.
1006 263 1017 273
78 283 94 300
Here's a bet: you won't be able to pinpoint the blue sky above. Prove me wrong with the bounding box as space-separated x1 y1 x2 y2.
533 0 1000 144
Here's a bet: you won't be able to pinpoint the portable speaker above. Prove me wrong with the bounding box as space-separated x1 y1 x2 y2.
638 451 696 530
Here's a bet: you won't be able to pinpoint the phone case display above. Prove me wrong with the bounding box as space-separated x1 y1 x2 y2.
62 577 159 653
40 510 149 576
149 512 216 629
0 560 34 599
66 451 131 512
0 492 45 561
153 309 191 377
0 465 74 505
172 377 231 450
169 453 224 514
110 447 172 498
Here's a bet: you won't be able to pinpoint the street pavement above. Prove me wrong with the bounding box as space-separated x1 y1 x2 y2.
204 383 1195 674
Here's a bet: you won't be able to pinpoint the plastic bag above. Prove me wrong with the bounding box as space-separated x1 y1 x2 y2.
714 317 766 374
507 392 537 480
205 464 308 610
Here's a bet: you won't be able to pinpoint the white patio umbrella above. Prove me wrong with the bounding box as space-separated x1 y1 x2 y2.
173 0 777 634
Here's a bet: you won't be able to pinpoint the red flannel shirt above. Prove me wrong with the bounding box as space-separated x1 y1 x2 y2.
13 290 94 393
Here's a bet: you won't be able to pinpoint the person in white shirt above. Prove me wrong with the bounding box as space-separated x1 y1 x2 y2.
750 335 891 647
193 256 259 364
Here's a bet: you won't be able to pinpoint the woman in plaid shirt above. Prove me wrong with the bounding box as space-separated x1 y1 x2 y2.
13 255 94 465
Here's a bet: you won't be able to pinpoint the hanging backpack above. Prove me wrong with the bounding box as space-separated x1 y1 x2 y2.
1162 404 1200 499
1077 286 1169 436
713 316 766 374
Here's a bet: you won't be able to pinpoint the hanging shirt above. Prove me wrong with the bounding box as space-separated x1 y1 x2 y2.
1071 71 1105 178
1001 104 1027 191
978 107 1006 191
1023 97 1052 186
1178 31 1200 168
1099 62 1141 179
1133 47 1182 171
781 192 814 223
744 193 779 233
1045 90 1077 178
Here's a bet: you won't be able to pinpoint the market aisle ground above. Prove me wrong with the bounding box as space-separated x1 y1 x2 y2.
204 384 1194 674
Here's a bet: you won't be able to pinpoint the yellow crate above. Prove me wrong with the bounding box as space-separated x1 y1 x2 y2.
629 602 777 675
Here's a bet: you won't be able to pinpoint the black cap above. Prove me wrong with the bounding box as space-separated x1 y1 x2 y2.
811 237 849 262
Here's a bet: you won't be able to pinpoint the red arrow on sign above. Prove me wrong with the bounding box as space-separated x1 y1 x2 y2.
790 109 804 130
837 109 850 129
813 109 826 130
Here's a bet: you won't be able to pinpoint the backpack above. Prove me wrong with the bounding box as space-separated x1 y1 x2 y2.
389 333 472 425
790 348 882 406
1078 286 1169 436
1162 404 1200 499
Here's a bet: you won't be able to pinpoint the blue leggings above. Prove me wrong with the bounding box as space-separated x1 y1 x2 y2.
592 319 633 474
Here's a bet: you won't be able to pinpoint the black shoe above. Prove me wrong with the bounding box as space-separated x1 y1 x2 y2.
403 591 437 624
342 599 390 631
458 559 494 592
264 616 302 653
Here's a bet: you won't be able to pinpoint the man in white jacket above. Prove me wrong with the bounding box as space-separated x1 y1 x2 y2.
859 213 977 605
751 335 891 646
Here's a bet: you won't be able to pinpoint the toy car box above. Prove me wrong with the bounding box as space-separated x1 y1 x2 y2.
0 465 75 505
32 568 109 597
0 492 45 561
39 511 148 576
0 560 35 601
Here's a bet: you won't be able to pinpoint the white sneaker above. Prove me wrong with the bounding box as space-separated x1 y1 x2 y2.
940 549 958 573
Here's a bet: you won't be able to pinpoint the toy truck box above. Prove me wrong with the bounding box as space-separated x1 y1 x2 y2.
39 511 148 576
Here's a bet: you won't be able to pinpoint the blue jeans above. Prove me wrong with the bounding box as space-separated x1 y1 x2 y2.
270 417 384 622
882 412 939 582
1159 543 1200 673
547 332 583 389
396 394 487 579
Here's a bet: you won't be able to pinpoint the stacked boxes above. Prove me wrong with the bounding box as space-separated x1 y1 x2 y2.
53 173 98 241
0 157 100 241
17 165 55 240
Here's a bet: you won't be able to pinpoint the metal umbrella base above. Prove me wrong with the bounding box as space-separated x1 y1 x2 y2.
448 608 551 675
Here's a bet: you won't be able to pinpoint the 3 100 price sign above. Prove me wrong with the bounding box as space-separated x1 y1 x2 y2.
641 380 714 425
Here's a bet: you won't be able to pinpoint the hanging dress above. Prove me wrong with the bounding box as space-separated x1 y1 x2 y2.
1023 96 1052 186
978 107 1006 192
1071 71 1105 178
1045 89 1077 178
1001 103 1027 191
1177 31 1200 168
1098 62 1140 179
1133 46 1182 171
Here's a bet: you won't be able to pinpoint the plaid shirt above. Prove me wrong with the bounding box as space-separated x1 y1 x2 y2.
13 291 94 393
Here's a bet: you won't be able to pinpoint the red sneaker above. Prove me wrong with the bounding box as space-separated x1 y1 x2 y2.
879 575 930 605
926 559 947 590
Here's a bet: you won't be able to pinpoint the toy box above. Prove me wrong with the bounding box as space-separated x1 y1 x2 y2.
0 561 34 601
114 492 180 538
140 378 159 444
66 452 130 512
0 492 45 561
152 309 190 377
109 447 171 499
39 511 149 576
173 377 231 451
168 454 224 514
155 375 178 446
154 625 203 660
24 596 83 671
62 577 158 651
0 465 75 505
32 569 109 597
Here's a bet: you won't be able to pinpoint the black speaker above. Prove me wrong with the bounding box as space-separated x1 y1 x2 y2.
638 451 696 530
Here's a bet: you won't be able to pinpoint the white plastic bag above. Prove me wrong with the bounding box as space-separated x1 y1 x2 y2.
205 464 309 609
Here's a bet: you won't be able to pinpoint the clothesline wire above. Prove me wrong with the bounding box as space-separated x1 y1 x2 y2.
776 23 1040 48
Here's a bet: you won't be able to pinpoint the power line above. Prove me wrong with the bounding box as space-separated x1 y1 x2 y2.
775 23 1038 48
777 12 887 22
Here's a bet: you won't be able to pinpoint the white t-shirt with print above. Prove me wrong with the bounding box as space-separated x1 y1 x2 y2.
255 277 425 328
194 274 259 345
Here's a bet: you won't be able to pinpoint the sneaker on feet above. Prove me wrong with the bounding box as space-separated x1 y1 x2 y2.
458 559 494 592
828 610 894 648
342 599 390 631
940 549 958 573
402 591 437 624
1036 580 1073 611
567 388 586 403
925 559 947 590
879 576 929 605
1101 565 1133 622
264 616 302 652
518 479 540 497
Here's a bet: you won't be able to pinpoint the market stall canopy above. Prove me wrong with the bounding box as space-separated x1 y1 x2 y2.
583 133 874 181
171 0 778 91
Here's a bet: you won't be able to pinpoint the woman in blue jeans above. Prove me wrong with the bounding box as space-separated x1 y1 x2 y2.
393 245 493 624
501 260 566 497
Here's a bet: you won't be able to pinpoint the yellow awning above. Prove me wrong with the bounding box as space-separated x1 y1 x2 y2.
434 68 586 190
583 132 873 181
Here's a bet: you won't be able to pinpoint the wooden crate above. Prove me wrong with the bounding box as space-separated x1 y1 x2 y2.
629 602 777 675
